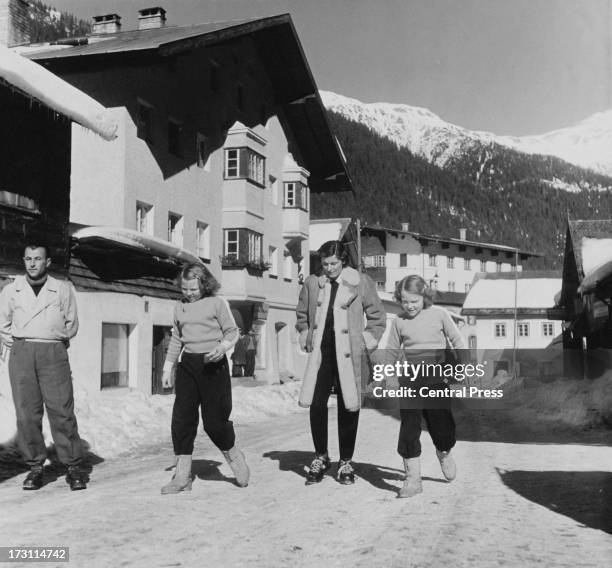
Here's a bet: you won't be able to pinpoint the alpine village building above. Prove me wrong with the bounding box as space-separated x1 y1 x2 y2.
6 4 352 395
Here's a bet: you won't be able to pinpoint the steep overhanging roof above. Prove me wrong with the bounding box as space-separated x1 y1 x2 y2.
24 14 352 193
0 45 117 140
567 219 612 277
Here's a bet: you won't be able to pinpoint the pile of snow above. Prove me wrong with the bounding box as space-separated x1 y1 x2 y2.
321 90 612 178
0 361 302 460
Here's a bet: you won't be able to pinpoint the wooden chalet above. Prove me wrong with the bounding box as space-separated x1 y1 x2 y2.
555 219 612 378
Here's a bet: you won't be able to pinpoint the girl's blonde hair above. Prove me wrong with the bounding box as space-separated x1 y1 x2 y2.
394 274 434 307
178 263 220 297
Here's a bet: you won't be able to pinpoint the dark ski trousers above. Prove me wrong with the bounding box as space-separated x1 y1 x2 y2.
9 339 83 467
171 353 235 454
310 342 359 461
397 405 456 458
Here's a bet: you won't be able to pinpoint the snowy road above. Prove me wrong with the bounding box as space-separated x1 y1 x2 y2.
1 407 611 568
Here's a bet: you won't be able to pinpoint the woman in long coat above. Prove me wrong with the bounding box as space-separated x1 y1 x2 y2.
296 240 386 485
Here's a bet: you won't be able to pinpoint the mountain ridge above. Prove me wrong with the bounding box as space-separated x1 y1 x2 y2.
321 91 612 179
311 105 612 270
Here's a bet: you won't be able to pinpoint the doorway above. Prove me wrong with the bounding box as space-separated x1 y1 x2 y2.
152 325 173 395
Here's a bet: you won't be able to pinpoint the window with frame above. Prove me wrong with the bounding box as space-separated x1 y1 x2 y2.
223 229 263 264
496 261 503 273
224 147 265 186
196 221 210 259
168 213 184 247
248 232 262 263
283 181 308 211
468 335 477 350
429 254 437 267
465 283 471 293
136 201 153 234
224 229 239 259
371 255 386 267
464 258 471 270
447 256 455 269
467 315 476 326
494 323 506 338
376 281 385 291
517 322 530 337
480 259 487 271
101 323 130 389
137 100 154 143
399 253 407 267
542 322 555 337
168 119 182 157
448 281 456 292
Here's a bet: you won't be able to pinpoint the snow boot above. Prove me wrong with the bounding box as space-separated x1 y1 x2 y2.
222 446 250 487
161 454 193 494
398 457 423 498
436 449 456 481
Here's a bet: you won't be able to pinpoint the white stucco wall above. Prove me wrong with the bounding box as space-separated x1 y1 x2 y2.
69 291 174 396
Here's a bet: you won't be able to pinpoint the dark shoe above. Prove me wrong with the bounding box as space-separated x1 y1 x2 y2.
66 466 87 491
23 466 44 490
305 455 331 485
336 460 355 485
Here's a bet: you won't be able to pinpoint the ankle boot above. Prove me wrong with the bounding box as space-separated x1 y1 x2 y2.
436 449 456 481
398 457 423 498
222 446 250 487
161 454 193 494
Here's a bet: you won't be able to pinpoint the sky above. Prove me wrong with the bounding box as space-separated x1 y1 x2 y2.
48 0 611 136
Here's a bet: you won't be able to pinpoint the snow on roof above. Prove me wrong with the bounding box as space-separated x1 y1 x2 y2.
309 219 351 251
1 46 117 140
463 277 561 309
581 237 612 275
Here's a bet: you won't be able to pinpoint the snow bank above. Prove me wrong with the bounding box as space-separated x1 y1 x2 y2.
507 373 612 430
0 360 302 460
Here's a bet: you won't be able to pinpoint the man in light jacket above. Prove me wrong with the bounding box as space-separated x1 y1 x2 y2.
0 244 86 491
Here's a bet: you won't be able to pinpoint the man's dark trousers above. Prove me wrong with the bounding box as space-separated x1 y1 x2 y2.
9 340 83 467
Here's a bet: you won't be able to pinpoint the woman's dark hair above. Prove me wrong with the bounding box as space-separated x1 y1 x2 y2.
317 240 349 265
394 274 434 308
178 263 220 297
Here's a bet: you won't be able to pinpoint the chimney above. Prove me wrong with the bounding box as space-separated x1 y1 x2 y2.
459 228 467 240
0 0 30 47
138 7 166 30
401 222 410 232
92 13 121 34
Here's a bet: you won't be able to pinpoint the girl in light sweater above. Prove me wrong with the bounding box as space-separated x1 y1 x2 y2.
160 264 248 493
387 275 465 498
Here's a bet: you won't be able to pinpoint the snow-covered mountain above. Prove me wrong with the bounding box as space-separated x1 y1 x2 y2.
321 91 612 178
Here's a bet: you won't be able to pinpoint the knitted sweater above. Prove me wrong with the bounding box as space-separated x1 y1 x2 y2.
164 296 238 364
386 306 465 351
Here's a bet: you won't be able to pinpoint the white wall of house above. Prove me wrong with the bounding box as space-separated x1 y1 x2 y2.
69 291 174 396
464 317 561 351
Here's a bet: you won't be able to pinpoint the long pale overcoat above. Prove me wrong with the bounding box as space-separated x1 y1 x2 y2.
295 266 386 411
